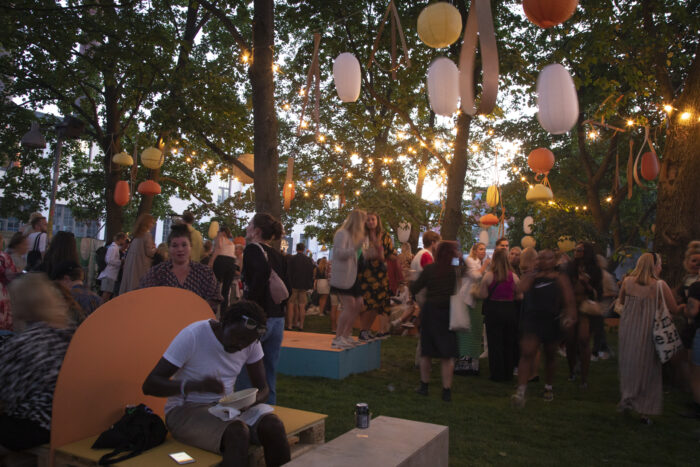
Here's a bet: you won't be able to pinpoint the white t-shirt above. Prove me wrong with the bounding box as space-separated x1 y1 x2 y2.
163 320 264 413
410 249 433 281
27 231 47 254
98 242 121 280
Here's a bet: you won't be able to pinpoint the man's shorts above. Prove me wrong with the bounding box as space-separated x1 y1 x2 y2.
330 293 339 308
100 277 116 293
288 288 308 306
165 403 264 453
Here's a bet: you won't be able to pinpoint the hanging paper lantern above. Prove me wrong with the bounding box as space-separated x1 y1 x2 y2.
526 184 553 202
232 153 254 185
557 236 576 253
137 179 161 196
479 230 489 245
141 147 164 169
397 221 411 243
208 221 219 240
523 216 534 234
112 151 134 166
521 236 536 249
333 53 361 103
486 185 500 208
527 148 555 174
536 64 578 135
640 152 659 181
479 213 499 227
113 180 130 206
283 182 295 209
417 2 463 49
233 236 246 246
427 57 459 116
523 0 579 29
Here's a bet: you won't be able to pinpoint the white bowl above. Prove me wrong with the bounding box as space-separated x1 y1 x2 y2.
219 388 258 409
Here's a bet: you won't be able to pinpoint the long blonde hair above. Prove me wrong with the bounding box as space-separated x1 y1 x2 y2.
9 273 70 331
133 213 155 237
469 242 485 260
629 253 658 285
340 209 367 246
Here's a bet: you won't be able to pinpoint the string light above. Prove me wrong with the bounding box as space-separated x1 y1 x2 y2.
488 129 494 135
306 181 312 187
233 176 239 182
241 52 250 63
470 144 479 152
186 157 191 162
334 145 343 152
588 130 598 140
171 148 177 154
396 131 406 140
351 153 359 158
304 192 309 197
382 180 387 186
272 63 280 73
191 151 196 155
520 176 526 182
327 177 332 183
347 172 352 178
207 159 213 165
317 134 326 143
299 88 306 96
680 111 691 121
355 190 360 195
319 194 323 199
626 120 634 126
300 120 308 129
419 141 427 148
606 196 612 203
283 103 291 110
663 104 673 113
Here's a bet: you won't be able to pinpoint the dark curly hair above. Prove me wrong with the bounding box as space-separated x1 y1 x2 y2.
220 300 267 330
167 224 192 246
252 212 283 241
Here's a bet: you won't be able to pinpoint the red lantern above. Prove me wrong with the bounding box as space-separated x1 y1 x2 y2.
114 180 130 206
137 180 161 196
523 0 578 28
527 148 555 174
640 152 659 181
479 213 499 227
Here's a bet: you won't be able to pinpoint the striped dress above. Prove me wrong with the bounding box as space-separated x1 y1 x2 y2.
618 291 662 415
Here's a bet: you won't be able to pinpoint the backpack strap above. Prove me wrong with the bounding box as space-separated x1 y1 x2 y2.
32 232 43 252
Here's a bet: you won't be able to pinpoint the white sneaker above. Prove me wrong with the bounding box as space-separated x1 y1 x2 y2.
342 336 360 346
331 337 352 349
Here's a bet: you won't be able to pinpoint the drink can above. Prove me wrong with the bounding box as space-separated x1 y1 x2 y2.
355 403 370 429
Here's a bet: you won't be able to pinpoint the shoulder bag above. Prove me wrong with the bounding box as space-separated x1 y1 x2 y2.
653 281 683 363
449 274 471 332
254 243 289 304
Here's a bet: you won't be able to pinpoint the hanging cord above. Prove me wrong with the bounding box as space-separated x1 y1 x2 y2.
366 0 410 74
297 33 321 137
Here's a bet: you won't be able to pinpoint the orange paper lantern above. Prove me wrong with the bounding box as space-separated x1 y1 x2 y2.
527 148 555 174
283 182 295 210
233 236 246 246
114 180 130 206
640 152 659 181
137 179 161 196
479 213 499 227
523 0 578 28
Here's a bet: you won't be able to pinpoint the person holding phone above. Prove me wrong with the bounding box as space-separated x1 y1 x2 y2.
142 300 290 467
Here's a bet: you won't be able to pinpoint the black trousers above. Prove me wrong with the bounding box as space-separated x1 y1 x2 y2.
484 300 518 382
213 255 237 313
0 414 49 451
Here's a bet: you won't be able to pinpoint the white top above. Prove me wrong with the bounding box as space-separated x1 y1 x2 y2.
215 237 236 258
27 231 47 254
329 229 359 289
409 249 432 281
163 320 264 413
98 242 121 280
465 256 484 281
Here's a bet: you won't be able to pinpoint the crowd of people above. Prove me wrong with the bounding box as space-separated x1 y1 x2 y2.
1 207 699 464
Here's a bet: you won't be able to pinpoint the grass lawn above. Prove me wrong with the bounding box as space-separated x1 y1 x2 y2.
276 315 697 466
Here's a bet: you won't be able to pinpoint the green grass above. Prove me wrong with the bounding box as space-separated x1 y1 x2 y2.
276 315 697 466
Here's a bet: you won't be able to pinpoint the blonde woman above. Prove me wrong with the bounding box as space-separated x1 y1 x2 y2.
119 214 156 295
330 209 367 349
618 253 684 423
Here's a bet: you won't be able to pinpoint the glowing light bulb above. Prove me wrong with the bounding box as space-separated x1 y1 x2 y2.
300 120 308 129
283 103 290 110
335 145 342 152
355 190 360 195
419 141 427 148
663 104 673 113
396 131 405 140
272 63 280 73
241 53 250 63
680 112 691 121
186 157 191 162
626 120 634 126
347 172 352 178
520 177 526 182
327 177 332 183
470 144 479 152
318 134 326 143
306 181 312 187
606 196 612 203
382 180 387 186
304 192 309 197
299 88 306 96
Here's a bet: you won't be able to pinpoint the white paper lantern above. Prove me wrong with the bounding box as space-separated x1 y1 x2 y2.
536 63 579 134
479 230 489 245
427 57 459 117
397 221 411 243
333 53 361 103
523 216 534 234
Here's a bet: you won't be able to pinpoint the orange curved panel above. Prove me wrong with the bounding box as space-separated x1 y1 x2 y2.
51 287 215 453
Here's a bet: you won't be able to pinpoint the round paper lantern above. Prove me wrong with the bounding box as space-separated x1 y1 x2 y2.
208 221 219 240
333 53 361 103
113 180 130 206
640 152 659 181
397 221 411 243
137 179 161 196
536 64 578 135
112 151 134 166
523 0 578 29
141 147 164 169
526 184 553 202
232 153 254 185
486 185 500 208
527 148 555 174
427 57 459 117
557 236 576 253
479 213 499 227
523 216 534 234
521 236 536 249
417 2 463 49
479 230 490 245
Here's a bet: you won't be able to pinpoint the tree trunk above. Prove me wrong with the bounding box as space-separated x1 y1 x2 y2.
250 0 281 219
103 83 123 242
441 112 472 240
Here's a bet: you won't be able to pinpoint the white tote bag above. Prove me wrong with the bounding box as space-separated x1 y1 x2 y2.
653 281 683 363
449 276 471 332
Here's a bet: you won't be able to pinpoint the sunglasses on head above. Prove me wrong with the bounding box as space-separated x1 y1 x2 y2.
240 314 267 337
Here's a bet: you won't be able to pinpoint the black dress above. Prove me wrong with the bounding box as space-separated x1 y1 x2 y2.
410 264 458 358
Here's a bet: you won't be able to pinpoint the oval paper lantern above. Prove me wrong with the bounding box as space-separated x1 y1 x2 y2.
640 152 659 181
114 180 130 206
397 221 411 243
479 213 499 227
233 236 246 246
427 57 459 116
536 64 578 135
479 230 489 245
417 2 463 49
333 53 361 103
557 236 576 253
232 153 254 184
141 147 164 169
523 0 578 28
527 148 555 174
486 185 500 207
521 236 536 249
208 221 219 240
112 151 134 166
523 216 534 234
526 184 553 202
137 179 161 196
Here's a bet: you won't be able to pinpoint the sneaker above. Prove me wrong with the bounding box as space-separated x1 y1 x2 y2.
511 392 526 409
331 337 352 349
342 336 360 346
590 354 599 362
415 382 429 396
543 388 554 402
358 330 376 341
401 322 415 328
391 318 402 327
513 367 519 376
598 351 611 360
557 348 567 358
442 388 452 402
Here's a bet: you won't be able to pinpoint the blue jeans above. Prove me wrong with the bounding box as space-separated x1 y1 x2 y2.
235 316 284 405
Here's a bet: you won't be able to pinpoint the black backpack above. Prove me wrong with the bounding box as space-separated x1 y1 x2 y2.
25 233 45 271
91 404 167 465
95 246 108 274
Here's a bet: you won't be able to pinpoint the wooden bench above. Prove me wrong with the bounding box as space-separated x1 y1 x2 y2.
285 416 448 467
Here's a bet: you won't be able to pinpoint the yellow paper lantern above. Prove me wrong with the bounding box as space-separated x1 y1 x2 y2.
208 221 219 240
141 147 164 169
521 236 536 249
417 2 463 49
557 236 576 253
233 153 254 185
526 184 553 202
112 151 134 166
486 185 500 207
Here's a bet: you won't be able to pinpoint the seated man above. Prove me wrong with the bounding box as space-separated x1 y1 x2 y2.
53 260 104 318
142 301 291 467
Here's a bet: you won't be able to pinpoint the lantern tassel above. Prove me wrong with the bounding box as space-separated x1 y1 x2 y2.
626 140 634 199
298 33 321 137
367 1 411 74
632 125 654 190
283 157 294 210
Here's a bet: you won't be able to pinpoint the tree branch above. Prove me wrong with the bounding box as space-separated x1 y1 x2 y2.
641 0 675 102
197 0 251 55
199 132 255 180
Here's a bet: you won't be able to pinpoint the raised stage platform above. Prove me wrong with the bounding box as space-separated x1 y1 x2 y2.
277 331 381 380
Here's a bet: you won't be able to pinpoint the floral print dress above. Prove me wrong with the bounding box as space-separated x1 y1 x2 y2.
0 251 18 331
358 232 397 314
